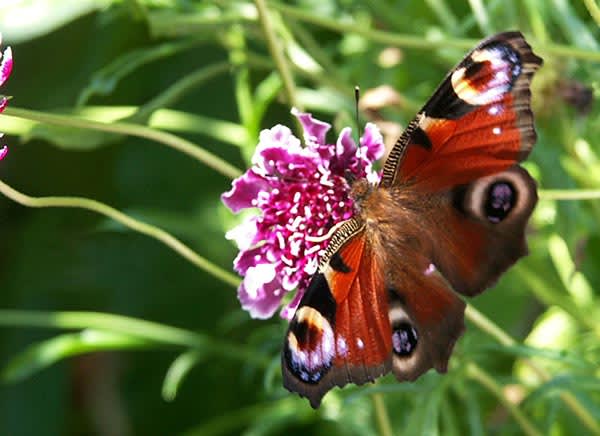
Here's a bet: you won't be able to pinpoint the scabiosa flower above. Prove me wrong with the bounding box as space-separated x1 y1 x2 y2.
0 34 13 161
222 109 385 320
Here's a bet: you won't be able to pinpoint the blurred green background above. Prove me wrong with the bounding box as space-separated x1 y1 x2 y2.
0 1 599 435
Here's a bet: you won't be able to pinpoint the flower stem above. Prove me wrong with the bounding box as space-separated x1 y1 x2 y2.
540 189 600 201
466 362 543 436
465 304 514 346
0 178 241 288
254 0 300 110
2 107 242 180
372 392 393 436
583 0 600 26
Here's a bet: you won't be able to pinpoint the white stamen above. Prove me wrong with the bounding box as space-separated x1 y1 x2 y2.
305 221 346 243
305 244 322 255
276 232 285 250
281 255 293 266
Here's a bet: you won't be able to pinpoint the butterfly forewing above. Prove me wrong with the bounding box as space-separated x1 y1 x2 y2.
283 228 392 408
381 31 542 191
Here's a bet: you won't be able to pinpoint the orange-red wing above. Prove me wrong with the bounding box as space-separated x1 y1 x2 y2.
381 31 542 192
282 230 468 407
282 232 392 408
330 234 392 372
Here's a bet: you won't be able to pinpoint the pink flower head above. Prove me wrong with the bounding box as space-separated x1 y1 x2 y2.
0 34 13 161
222 109 385 320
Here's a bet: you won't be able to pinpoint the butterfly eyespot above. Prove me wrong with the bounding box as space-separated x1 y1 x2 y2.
284 307 335 384
391 322 418 357
485 181 517 223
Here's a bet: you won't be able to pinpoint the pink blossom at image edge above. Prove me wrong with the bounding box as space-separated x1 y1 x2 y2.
0 33 13 161
222 109 385 320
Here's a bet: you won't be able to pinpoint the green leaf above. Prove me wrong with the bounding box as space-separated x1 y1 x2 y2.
2 330 152 383
77 39 202 106
162 350 206 402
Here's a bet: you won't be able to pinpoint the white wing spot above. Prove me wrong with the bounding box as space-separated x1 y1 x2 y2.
337 337 348 356
492 126 502 135
488 105 501 116
357 338 364 349
424 263 436 275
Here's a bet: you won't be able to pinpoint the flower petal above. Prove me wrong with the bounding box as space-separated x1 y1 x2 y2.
232 245 266 275
360 122 385 161
255 124 301 159
292 108 331 145
334 127 357 169
0 47 12 87
280 288 305 320
221 169 268 213
0 145 7 161
225 217 258 251
238 263 283 319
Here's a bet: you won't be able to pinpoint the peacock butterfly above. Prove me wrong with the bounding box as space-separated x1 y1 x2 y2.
282 31 543 407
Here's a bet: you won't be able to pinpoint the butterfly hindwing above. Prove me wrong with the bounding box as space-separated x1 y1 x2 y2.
386 252 466 381
283 221 467 407
431 166 538 295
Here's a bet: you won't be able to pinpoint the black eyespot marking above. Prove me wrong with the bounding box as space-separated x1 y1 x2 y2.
387 287 406 306
485 181 517 223
451 185 468 215
423 79 477 119
284 325 331 384
330 252 352 273
411 127 432 150
392 322 418 357
300 273 337 321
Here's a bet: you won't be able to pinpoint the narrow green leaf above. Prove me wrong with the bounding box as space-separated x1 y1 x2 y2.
2 330 152 383
77 39 201 106
162 350 206 402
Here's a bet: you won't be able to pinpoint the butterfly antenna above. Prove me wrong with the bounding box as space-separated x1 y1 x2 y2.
355 86 365 176
355 86 362 140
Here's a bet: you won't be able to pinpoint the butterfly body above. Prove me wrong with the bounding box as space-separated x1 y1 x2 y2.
282 31 542 408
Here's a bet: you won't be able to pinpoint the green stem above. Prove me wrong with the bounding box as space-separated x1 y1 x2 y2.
465 304 514 346
254 0 300 110
2 107 242 180
372 392 394 436
0 178 241 288
466 362 543 436
540 189 600 201
269 2 600 62
583 0 600 26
